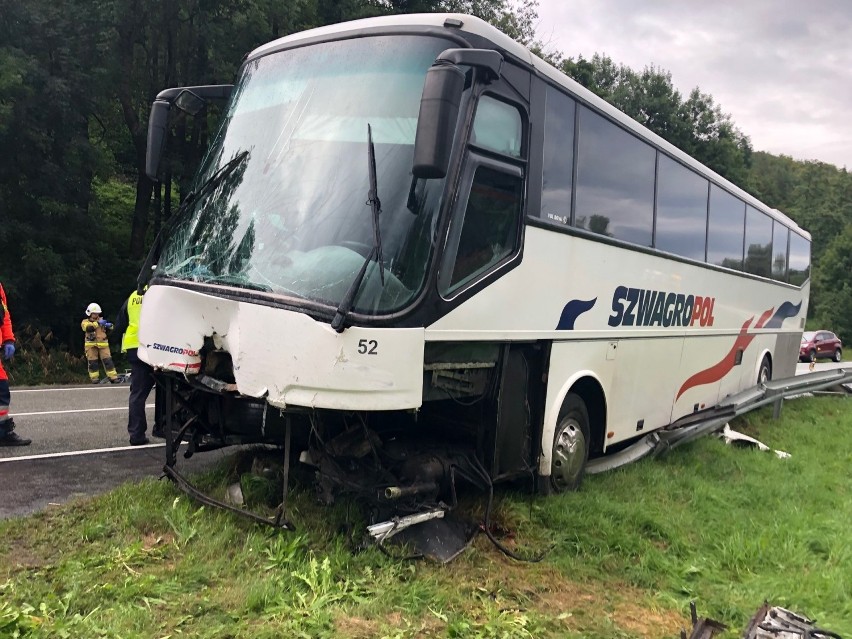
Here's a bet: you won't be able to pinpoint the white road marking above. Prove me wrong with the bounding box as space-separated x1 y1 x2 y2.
0 442 166 463
12 404 154 417
11 386 130 393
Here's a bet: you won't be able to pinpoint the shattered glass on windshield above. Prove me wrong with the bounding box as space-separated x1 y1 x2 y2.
157 35 456 314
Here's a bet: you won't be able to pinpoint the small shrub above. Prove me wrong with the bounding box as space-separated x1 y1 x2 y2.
4 325 90 385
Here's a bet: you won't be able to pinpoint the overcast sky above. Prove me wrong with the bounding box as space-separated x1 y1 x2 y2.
535 0 852 169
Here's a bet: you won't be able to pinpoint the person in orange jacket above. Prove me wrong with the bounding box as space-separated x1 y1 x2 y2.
0 281 31 446
82 302 119 384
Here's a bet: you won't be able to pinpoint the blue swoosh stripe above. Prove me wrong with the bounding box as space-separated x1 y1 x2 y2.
556 298 597 330
763 300 801 328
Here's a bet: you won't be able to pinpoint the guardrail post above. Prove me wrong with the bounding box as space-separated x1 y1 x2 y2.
772 397 783 420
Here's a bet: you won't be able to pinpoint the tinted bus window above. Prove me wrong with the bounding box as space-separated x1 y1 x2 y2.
707 185 744 269
575 106 654 246
771 223 789 281
541 86 575 226
440 165 522 295
744 206 772 277
655 155 709 260
472 95 522 158
788 232 810 286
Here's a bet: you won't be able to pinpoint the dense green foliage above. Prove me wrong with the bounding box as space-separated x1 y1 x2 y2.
0 0 849 363
748 152 852 339
2 397 851 637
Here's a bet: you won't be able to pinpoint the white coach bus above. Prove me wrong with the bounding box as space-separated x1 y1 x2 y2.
139 13 810 500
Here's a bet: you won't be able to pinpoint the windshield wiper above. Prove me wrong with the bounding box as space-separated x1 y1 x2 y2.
330 124 386 333
137 150 250 292
366 123 385 286
182 149 250 211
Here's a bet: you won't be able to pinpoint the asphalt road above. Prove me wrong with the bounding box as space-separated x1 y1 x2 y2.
0 361 847 520
0 383 227 519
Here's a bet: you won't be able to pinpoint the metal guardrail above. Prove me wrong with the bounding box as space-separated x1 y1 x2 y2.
587 367 851 475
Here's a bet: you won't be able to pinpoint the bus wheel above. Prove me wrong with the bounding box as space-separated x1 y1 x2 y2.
758 355 772 385
547 393 590 494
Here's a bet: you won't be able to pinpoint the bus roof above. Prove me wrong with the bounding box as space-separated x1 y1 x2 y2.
248 13 810 241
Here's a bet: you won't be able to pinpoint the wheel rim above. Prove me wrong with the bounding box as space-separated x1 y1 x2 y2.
835 349 842 362
759 365 770 384
551 419 587 490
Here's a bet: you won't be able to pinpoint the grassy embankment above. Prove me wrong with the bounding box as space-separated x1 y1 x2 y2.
2 396 850 638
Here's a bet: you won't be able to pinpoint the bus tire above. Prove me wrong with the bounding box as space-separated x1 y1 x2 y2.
758 355 772 385
542 393 590 494
833 348 842 363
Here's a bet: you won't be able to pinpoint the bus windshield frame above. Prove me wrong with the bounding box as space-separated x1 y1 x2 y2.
155 34 461 317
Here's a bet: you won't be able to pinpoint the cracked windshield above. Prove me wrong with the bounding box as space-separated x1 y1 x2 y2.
156 35 455 314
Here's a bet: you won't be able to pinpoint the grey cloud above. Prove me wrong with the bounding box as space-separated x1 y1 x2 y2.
536 0 852 166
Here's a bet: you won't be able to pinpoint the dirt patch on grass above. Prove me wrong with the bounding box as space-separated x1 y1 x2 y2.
0 543 50 574
437 549 688 638
611 600 687 638
142 532 174 551
334 610 446 638
535 577 686 638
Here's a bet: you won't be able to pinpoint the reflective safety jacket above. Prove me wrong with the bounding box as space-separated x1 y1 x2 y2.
120 290 144 352
0 283 13 345
0 282 15 382
82 318 111 347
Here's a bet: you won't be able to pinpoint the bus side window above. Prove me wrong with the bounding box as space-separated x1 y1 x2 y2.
788 232 810 285
707 184 745 270
471 95 523 158
744 206 773 277
574 105 655 246
772 222 789 281
442 165 522 294
541 86 576 225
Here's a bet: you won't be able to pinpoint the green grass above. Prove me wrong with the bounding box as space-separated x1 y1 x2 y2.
2 396 851 638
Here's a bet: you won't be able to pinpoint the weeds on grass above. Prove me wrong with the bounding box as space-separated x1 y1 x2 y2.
0 582 104 638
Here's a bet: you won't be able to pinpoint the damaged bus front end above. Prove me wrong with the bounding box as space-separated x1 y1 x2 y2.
137 16 540 549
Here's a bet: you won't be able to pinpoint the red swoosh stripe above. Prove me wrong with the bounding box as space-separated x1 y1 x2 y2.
676 307 774 400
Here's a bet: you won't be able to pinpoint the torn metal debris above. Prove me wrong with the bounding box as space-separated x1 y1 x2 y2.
681 601 843 639
718 424 791 459
681 601 727 639
744 602 843 639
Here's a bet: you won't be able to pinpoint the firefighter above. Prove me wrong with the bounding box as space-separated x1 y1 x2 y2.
115 288 157 445
0 281 31 446
82 303 119 384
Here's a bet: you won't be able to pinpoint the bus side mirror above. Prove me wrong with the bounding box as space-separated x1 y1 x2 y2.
145 100 170 181
174 89 207 116
412 49 503 180
145 84 233 182
412 62 465 179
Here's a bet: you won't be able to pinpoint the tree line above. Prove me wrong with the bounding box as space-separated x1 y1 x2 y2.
0 0 849 364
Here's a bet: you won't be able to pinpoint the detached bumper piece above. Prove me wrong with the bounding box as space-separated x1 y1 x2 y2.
367 509 476 564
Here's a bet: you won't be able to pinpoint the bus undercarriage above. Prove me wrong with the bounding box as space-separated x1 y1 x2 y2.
153 339 564 558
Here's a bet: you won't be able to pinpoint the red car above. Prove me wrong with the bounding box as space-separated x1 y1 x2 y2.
799 330 843 362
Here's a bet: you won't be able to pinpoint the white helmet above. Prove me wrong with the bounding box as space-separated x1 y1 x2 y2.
85 302 102 316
